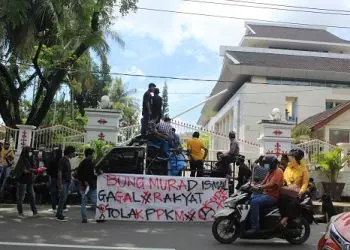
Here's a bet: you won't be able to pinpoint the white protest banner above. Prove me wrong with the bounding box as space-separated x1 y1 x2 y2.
96 174 229 222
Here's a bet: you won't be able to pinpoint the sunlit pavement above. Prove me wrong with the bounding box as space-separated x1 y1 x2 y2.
0 204 324 250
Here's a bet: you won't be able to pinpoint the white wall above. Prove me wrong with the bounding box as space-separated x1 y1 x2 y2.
206 81 350 158
324 109 350 142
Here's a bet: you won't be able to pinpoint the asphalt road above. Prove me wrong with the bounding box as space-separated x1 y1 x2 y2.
0 204 324 250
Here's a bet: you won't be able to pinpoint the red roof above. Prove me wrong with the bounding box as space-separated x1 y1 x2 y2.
298 101 350 130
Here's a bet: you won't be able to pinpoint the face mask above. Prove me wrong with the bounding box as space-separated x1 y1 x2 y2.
29 152 33 157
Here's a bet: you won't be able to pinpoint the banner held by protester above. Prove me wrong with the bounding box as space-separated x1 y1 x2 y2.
96 174 228 222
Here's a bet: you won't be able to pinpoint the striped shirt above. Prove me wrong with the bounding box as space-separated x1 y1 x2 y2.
253 163 269 183
156 121 173 137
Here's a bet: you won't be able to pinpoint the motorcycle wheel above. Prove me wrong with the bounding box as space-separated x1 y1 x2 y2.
212 216 239 244
285 218 310 245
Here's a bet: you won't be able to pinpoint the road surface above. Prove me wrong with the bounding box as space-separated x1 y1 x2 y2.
0 204 324 250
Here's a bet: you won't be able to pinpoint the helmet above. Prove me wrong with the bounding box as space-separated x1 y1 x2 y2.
262 156 278 170
288 148 304 163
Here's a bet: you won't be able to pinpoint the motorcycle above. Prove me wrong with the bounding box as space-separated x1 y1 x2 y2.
212 183 316 245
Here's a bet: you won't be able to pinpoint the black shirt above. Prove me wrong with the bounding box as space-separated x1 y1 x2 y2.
152 95 162 118
236 164 252 189
58 157 71 181
142 91 152 116
76 158 97 189
47 157 59 178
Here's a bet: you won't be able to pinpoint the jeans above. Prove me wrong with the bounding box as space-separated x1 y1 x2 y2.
17 182 37 215
190 160 204 177
249 193 276 231
0 167 11 197
80 186 97 220
147 135 170 157
49 177 59 210
141 114 150 135
56 180 71 217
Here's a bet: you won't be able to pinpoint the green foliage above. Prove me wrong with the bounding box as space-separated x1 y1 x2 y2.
109 78 139 126
83 139 114 162
162 82 169 117
313 148 347 183
0 0 138 126
292 125 312 143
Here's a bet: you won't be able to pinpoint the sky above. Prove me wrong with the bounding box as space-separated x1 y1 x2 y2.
108 0 350 124
2 0 350 126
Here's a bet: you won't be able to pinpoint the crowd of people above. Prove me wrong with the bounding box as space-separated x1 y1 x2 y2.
0 143 97 223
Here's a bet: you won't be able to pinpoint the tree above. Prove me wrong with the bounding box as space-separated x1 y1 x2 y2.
109 78 139 126
74 63 111 116
0 0 138 127
162 82 169 117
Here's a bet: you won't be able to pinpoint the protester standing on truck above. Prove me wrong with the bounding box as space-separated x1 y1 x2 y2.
141 83 156 135
151 88 163 123
187 132 208 177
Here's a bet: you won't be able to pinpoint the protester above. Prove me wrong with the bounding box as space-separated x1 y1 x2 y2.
76 148 97 223
0 141 15 199
14 146 38 218
56 146 75 221
279 148 309 227
147 120 170 157
172 128 180 149
151 88 163 123
252 156 269 184
236 155 251 190
156 116 174 145
211 151 231 178
187 132 208 177
46 148 62 213
220 131 240 168
248 156 284 234
141 83 156 135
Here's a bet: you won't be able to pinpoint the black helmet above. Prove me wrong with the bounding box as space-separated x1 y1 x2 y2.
262 155 278 171
288 148 304 163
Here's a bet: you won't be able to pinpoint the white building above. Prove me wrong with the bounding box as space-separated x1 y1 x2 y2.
198 22 350 158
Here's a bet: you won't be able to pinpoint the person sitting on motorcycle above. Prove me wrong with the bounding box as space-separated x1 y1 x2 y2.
248 156 284 234
279 148 309 227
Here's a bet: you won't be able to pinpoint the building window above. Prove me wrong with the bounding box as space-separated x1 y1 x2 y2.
267 77 350 89
326 100 346 110
285 97 297 122
329 129 350 145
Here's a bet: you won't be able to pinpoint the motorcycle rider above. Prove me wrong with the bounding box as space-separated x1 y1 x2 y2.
247 156 284 234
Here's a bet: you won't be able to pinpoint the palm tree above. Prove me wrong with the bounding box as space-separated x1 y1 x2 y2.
0 0 137 126
109 78 139 126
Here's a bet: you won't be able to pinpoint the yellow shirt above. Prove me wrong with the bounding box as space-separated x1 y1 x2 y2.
1 149 14 166
187 138 207 160
283 160 309 193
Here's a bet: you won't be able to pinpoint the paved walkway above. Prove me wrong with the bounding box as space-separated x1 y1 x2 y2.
0 204 325 250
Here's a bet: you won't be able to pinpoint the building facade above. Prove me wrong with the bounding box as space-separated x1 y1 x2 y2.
199 22 350 158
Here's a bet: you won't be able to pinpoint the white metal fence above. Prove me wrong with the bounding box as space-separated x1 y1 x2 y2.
295 139 337 164
0 125 19 150
31 125 85 152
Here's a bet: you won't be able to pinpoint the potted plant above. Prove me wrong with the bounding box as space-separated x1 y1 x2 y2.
314 148 347 201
